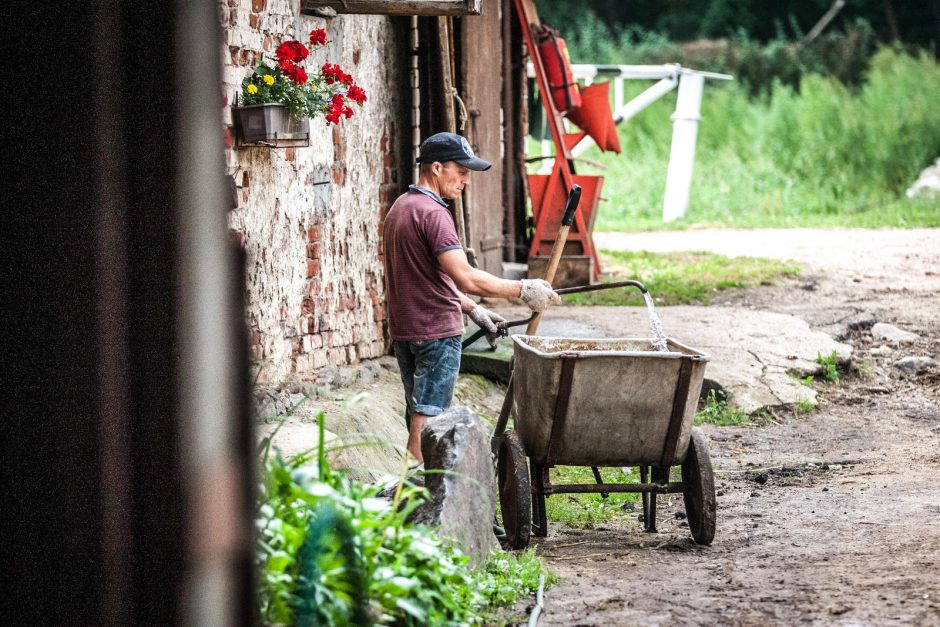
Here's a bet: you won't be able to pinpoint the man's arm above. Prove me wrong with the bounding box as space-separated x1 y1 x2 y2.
438 248 522 300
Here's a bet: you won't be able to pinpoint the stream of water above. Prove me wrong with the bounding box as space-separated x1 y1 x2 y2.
643 292 670 352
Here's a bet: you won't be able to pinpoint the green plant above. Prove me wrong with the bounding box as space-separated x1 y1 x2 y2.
816 350 841 382
561 250 800 306
256 412 551 625
240 28 367 124
796 398 816 414
694 389 751 426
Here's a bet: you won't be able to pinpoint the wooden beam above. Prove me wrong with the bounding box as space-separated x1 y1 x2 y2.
301 0 482 16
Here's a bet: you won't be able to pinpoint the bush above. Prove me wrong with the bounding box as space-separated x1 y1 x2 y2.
256 413 551 625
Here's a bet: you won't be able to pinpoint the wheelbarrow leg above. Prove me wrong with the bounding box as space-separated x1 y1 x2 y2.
590 466 609 499
531 463 548 538
640 465 656 532
649 466 671 533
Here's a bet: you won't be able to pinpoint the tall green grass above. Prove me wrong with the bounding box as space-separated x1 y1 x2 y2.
562 48 940 230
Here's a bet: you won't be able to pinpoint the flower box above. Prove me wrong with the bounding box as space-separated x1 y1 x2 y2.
233 103 310 145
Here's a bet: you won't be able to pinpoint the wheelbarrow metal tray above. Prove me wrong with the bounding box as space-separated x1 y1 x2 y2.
510 336 710 467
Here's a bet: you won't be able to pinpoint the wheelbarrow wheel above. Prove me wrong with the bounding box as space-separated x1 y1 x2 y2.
497 430 531 549
682 428 716 545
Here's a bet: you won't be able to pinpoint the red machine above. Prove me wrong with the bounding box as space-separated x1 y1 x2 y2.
537 25 581 113
516 0 605 286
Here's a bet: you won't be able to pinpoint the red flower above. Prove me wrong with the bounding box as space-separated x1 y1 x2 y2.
347 84 367 105
279 60 308 84
343 106 354 119
309 28 327 47
331 93 345 106
275 41 309 63
321 63 339 84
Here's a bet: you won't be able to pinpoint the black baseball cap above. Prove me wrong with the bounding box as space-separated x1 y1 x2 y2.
416 132 492 171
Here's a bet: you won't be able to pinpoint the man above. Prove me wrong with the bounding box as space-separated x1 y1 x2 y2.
383 132 560 466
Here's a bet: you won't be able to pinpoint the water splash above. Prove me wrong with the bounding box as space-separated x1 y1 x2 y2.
643 291 669 352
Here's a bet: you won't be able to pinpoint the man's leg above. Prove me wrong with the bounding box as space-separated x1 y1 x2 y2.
406 413 430 464
408 336 462 465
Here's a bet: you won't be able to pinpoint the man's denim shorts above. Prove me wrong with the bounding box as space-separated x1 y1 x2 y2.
393 335 462 429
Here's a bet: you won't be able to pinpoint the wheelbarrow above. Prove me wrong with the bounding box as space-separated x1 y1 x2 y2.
488 283 716 549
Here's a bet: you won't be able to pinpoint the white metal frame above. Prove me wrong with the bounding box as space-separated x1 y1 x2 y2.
528 63 732 222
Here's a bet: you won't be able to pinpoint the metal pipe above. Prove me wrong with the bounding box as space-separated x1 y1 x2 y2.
544 482 686 494
527 573 546 627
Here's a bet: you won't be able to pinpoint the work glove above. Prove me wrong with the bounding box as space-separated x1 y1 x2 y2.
468 305 507 343
520 279 562 312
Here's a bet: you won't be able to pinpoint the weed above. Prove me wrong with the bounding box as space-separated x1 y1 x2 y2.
816 350 841 382
853 359 871 377
796 399 816 414
694 389 751 426
561 250 800 307
801 375 814 387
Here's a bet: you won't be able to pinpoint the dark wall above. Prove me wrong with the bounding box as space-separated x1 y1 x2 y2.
3 3 253 624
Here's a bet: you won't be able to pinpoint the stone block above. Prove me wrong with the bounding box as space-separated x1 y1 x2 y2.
412 406 498 565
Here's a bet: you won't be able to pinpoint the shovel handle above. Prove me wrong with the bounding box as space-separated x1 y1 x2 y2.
493 184 582 447
525 184 581 336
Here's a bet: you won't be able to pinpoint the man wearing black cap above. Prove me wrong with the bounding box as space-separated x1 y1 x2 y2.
383 132 560 466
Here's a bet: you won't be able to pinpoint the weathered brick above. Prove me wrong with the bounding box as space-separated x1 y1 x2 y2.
306 259 320 278
307 225 321 241
251 0 266 12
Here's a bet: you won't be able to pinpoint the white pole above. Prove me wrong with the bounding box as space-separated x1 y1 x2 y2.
613 77 624 111
662 72 704 222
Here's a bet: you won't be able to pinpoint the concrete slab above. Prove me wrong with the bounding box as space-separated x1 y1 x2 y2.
474 305 852 415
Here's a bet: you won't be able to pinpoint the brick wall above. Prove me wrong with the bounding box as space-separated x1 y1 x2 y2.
221 1 403 382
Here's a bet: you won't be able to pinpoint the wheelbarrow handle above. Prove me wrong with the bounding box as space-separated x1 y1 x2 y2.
555 279 648 296
462 280 647 350
461 313 537 350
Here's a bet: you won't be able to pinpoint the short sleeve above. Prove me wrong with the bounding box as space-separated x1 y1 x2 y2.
422 206 462 255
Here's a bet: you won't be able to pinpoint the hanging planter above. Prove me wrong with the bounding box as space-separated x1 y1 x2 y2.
232 28 367 149
233 102 310 145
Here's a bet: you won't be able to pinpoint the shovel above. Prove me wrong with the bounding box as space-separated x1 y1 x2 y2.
489 184 581 451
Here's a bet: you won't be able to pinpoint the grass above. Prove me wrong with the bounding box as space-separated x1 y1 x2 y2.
534 48 940 231
560 249 800 306
543 465 641 528
694 389 752 426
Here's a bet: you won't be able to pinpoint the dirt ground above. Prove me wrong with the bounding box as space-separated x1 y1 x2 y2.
529 228 940 625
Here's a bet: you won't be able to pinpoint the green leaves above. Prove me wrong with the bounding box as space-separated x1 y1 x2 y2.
256 412 552 625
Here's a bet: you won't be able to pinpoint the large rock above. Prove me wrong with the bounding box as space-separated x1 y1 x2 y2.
412 406 498 564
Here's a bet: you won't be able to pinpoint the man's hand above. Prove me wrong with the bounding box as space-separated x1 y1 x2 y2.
468 305 506 339
520 279 562 312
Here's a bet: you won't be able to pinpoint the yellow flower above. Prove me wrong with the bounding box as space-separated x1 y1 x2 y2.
246 83 258 95
263 74 275 86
